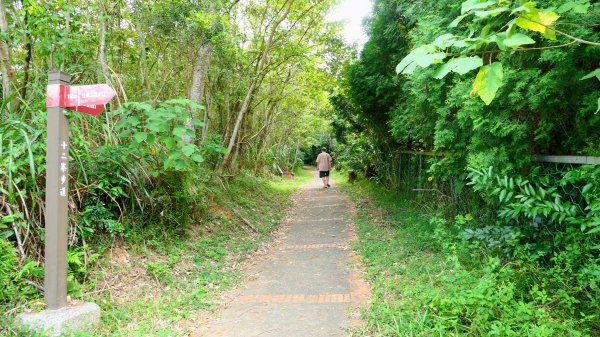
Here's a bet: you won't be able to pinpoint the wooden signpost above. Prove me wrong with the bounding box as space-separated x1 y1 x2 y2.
17 71 116 335
44 71 116 309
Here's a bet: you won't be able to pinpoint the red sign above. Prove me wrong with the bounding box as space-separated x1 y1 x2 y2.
68 105 105 116
47 84 116 115
46 84 66 108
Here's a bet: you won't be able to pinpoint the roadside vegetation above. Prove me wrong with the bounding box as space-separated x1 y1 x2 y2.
340 173 598 336
330 0 599 335
1 0 599 336
0 0 337 334
2 169 312 336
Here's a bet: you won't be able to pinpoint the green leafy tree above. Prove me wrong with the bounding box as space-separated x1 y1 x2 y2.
396 0 599 106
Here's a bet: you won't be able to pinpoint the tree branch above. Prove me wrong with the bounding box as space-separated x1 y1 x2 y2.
445 40 578 57
518 15 600 46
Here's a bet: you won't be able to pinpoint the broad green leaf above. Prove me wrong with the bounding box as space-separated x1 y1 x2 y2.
580 68 600 81
191 154 204 163
117 129 132 138
481 24 492 38
516 15 544 33
133 132 147 143
471 62 503 105
511 5 533 14
415 52 446 67
2 213 23 223
452 39 471 48
461 0 495 15
597 97 600 114
516 9 560 40
171 159 188 171
181 143 197 156
396 45 445 75
396 45 431 74
433 34 456 48
147 119 168 132
557 1 576 13
516 9 559 35
573 1 591 13
114 120 129 130
541 26 557 40
557 1 590 14
474 7 509 18
163 137 176 148
539 11 559 26
185 128 195 137
489 32 508 51
503 33 536 48
164 98 204 110
449 14 469 28
128 116 141 127
173 126 188 138
506 19 517 37
432 56 483 79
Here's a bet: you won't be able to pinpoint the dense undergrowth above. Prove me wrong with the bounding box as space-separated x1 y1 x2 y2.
340 172 599 337
1 169 312 336
328 1 600 334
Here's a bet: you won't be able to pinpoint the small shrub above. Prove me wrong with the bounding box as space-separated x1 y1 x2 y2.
429 256 584 336
147 261 171 283
0 238 18 304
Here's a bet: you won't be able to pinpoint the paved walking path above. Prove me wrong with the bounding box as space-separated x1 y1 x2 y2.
196 170 368 337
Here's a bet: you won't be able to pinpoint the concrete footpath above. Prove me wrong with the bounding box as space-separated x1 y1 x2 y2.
196 170 369 337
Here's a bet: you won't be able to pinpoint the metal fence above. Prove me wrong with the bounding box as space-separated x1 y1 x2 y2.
536 155 600 214
395 151 442 190
393 152 599 213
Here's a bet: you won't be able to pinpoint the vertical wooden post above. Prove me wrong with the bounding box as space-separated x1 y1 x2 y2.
398 154 402 191
45 71 71 310
418 154 423 189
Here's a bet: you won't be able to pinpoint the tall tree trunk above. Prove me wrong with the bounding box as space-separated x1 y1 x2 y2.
19 7 32 112
185 43 211 144
202 89 211 143
98 13 113 96
219 0 294 172
0 1 17 111
132 3 150 99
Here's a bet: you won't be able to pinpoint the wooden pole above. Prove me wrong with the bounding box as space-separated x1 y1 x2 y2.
44 71 71 310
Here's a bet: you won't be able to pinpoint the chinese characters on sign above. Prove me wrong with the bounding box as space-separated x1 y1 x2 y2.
44 70 116 310
46 84 116 116
59 141 68 197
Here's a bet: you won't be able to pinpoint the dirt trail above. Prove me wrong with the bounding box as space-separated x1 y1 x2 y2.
195 170 369 337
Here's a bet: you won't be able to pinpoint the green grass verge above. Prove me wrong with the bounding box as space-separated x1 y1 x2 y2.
2 169 312 336
333 171 592 337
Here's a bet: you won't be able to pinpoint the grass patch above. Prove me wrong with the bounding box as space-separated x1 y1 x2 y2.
2 169 311 336
335 172 592 337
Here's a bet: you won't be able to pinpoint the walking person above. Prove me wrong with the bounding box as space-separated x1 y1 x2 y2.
316 147 332 188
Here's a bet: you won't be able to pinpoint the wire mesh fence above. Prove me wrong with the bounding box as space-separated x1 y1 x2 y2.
391 152 467 212
535 156 600 215
396 151 430 191
391 152 599 215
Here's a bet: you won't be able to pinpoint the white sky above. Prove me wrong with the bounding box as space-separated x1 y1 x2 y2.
326 0 373 48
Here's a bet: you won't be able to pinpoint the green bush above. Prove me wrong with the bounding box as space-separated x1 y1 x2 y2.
428 255 585 336
461 164 600 332
0 238 18 304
